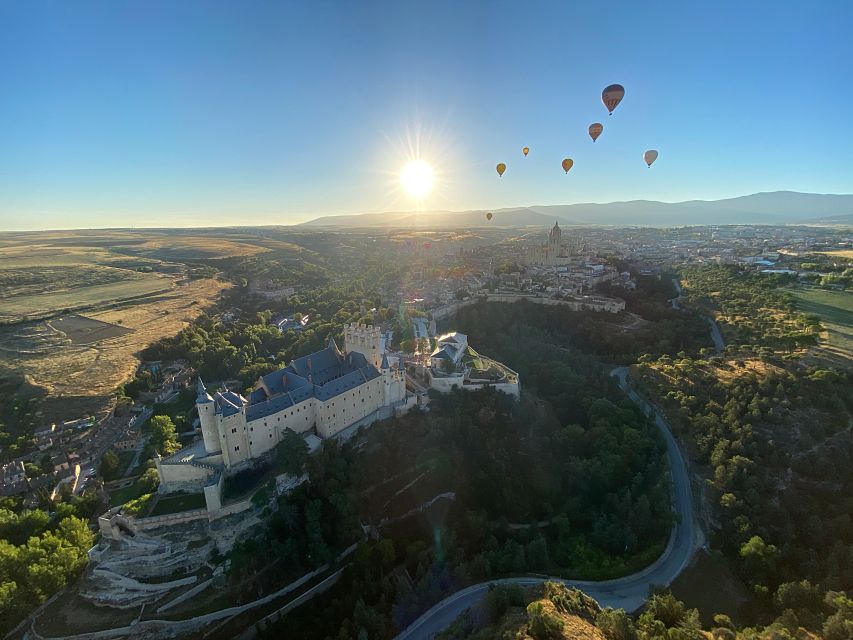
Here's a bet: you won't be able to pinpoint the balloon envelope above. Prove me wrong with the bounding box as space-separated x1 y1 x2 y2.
588 123 603 142
496 163 506 177
602 84 625 114
486 212 493 221
644 150 658 167
561 158 574 173
522 147 529 156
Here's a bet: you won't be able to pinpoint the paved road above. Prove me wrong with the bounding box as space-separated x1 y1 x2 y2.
395 367 699 640
705 317 726 353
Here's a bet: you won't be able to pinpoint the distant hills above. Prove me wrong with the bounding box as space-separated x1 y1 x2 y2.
300 191 853 228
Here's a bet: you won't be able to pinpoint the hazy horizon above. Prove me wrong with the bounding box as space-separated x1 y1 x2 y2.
1 2 852 231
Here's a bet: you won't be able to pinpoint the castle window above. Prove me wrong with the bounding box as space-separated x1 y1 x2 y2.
231 428 237 434
270 433 273 437
234 446 240 452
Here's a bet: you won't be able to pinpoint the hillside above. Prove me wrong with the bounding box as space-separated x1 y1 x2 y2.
437 582 838 640
300 192 853 228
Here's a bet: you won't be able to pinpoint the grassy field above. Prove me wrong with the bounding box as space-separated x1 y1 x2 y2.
787 287 853 366
818 249 853 260
0 231 237 422
148 492 206 516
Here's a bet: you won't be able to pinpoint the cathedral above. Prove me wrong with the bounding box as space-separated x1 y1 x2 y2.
528 221 572 267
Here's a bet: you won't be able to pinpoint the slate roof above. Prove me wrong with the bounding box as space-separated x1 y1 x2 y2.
214 390 246 417
234 343 384 422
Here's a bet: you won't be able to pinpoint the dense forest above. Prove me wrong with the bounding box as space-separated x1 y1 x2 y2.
0 497 98 633
630 264 853 636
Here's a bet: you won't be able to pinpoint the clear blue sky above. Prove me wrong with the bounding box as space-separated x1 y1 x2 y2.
1 1 851 230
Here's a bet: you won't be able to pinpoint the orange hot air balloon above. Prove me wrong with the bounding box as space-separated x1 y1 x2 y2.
602 84 625 115
522 147 529 156
588 123 603 142
486 212 493 221
496 163 506 177
561 158 574 174
644 150 658 167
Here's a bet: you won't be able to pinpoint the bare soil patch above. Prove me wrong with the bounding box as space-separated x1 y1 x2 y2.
48 314 134 345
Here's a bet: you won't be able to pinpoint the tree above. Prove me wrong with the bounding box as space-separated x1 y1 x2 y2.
99 450 120 481
739 535 779 586
138 468 160 493
376 538 396 573
150 415 180 455
527 601 564 639
597 608 638 640
276 429 309 476
822 592 853 640
38 455 53 475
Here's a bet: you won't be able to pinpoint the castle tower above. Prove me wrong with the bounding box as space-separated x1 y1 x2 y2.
344 323 382 369
196 378 220 454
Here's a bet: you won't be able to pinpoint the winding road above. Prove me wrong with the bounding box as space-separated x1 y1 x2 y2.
395 367 700 640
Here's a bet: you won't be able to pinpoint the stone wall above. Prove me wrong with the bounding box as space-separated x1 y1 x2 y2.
156 458 215 493
429 294 626 322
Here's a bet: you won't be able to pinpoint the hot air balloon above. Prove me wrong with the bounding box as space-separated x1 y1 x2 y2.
602 84 625 115
561 158 574 174
644 150 658 167
486 212 493 221
588 123 603 142
522 147 529 157
496 163 506 177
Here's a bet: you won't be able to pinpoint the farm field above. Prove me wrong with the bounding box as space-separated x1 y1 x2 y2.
0 230 249 422
787 287 853 367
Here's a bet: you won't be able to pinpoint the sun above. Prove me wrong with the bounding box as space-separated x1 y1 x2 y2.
400 159 434 198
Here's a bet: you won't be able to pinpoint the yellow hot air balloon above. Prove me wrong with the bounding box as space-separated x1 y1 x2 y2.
496 163 506 177
602 84 625 115
561 158 574 174
588 123 603 142
486 212 493 221
644 150 658 167
522 147 529 156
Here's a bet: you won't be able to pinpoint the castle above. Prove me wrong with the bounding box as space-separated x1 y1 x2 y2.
528 221 572 267
155 323 408 497
428 332 520 398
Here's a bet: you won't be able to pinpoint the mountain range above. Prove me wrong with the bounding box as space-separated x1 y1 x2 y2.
300 191 853 228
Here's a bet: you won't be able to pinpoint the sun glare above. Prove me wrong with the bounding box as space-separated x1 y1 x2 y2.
400 160 434 198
